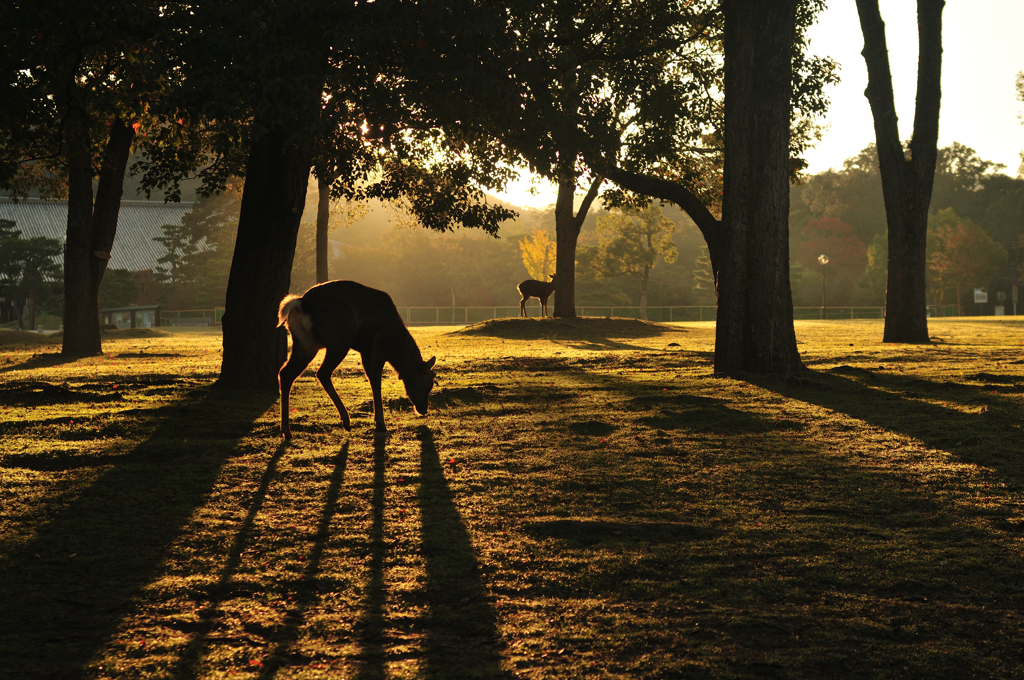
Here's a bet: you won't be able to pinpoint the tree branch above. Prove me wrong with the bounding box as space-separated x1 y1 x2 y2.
603 165 722 257
910 0 944 187
575 174 603 228
855 0 908 195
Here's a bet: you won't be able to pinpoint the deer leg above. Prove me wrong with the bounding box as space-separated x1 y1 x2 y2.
279 344 317 440
317 346 351 431
361 352 388 433
520 296 528 318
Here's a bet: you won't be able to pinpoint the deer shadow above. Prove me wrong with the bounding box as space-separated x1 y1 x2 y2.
353 437 389 678
250 442 351 678
353 430 511 679
414 425 512 679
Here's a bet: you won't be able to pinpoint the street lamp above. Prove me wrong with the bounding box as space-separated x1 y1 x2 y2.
818 254 829 320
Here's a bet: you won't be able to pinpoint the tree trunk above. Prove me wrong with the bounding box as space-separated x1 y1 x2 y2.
13 296 24 330
217 124 312 390
28 287 36 331
715 0 803 375
316 175 330 283
639 264 649 321
61 111 135 357
856 0 944 344
552 173 602 319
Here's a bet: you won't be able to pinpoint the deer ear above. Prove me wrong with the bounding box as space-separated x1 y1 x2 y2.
425 356 436 370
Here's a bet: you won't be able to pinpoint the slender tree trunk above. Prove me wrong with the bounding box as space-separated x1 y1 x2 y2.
316 175 330 283
856 0 944 343
640 265 649 321
218 124 312 389
28 287 36 330
715 0 802 375
61 110 135 357
552 172 602 318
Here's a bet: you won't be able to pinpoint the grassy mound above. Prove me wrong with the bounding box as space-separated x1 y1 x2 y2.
44 328 170 342
0 330 60 347
453 316 681 340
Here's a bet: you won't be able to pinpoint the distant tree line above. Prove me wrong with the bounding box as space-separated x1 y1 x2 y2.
790 142 1023 312
110 136 1023 319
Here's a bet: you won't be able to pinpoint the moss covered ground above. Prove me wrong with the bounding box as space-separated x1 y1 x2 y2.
1 319 1023 679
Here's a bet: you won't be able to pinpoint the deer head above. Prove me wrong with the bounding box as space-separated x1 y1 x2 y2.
403 355 436 415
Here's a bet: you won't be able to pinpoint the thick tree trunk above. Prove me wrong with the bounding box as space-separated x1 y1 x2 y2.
715 0 802 375
61 112 135 357
856 0 944 343
552 173 602 318
553 179 580 319
316 175 330 283
218 124 312 390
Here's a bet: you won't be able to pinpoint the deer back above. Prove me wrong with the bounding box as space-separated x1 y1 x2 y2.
298 281 422 367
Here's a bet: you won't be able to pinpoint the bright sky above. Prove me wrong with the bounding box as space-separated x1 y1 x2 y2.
493 1 1024 209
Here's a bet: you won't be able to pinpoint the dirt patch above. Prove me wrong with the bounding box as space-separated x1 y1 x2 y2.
452 317 679 340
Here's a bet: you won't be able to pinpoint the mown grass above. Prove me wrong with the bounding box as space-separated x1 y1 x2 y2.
1 318 1023 679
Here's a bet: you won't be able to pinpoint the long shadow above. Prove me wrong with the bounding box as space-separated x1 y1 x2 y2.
353 437 389 679
0 350 79 374
751 368 1024 485
256 442 350 678
172 439 290 675
0 387 277 680
416 426 513 680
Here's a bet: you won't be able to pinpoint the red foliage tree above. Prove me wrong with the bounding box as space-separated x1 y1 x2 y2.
796 217 868 306
796 217 868 271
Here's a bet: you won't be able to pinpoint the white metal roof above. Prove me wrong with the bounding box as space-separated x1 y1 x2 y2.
0 199 194 272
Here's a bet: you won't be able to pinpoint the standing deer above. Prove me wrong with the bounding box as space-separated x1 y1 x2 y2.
277 280 436 438
518 273 557 318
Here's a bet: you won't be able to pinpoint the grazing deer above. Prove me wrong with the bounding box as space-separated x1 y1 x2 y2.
518 273 557 318
277 280 436 438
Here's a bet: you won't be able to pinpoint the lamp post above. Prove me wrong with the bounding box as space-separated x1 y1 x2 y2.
818 254 829 320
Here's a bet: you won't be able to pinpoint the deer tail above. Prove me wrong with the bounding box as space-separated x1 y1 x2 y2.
278 295 303 328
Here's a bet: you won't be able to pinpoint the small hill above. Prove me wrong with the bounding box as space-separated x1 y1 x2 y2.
0 330 60 347
452 316 681 340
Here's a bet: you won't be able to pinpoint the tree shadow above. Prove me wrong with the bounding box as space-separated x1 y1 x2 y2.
0 389 277 679
0 350 78 374
415 425 513 679
750 368 1024 485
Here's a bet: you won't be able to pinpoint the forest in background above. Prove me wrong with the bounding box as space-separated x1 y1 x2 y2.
58 141 1024 318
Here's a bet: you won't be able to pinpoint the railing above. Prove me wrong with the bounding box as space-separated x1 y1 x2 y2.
145 304 966 328
396 305 722 325
400 305 959 325
159 308 225 326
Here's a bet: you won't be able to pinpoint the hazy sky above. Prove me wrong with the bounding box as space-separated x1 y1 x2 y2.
494 1 1024 209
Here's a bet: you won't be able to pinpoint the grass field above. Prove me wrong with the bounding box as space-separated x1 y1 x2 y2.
1 318 1023 679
